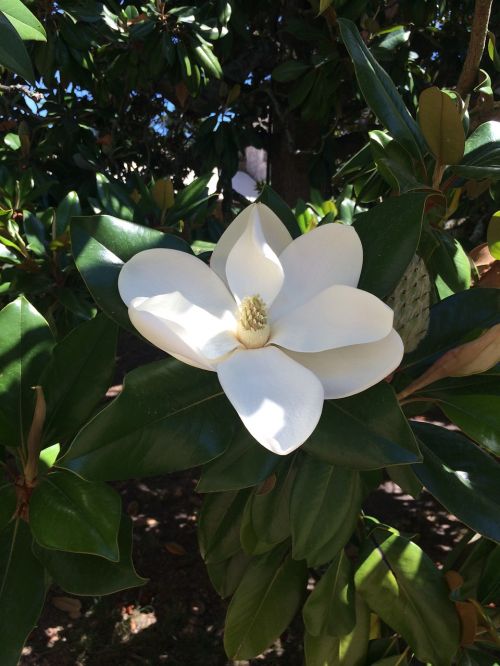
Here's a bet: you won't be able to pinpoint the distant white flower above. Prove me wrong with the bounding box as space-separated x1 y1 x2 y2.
118 203 403 455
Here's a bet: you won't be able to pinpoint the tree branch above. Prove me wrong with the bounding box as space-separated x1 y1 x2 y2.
0 83 44 102
456 0 493 98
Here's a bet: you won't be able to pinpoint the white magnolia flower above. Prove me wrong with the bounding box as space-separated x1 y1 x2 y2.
118 203 404 455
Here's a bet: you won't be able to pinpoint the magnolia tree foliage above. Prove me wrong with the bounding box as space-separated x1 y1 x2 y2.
0 0 500 665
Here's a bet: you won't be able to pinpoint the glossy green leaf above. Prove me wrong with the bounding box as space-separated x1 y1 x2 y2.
412 422 500 542
257 185 301 238
0 296 54 448
0 12 34 82
402 288 500 370
0 478 16 533
338 18 425 159
71 215 191 331
0 520 46 666
387 463 422 498
304 594 370 666
40 314 117 447
197 425 280 492
453 121 500 180
96 173 134 222
240 460 295 555
304 382 421 470
0 0 46 41
55 190 81 236
369 131 425 193
354 192 428 298
290 456 362 565
29 469 121 560
207 550 252 599
198 489 250 564
224 544 308 660
487 211 500 260
304 633 340 666
165 173 218 224
272 60 310 82
61 358 233 480
303 551 355 637
355 528 460 665
33 516 146 595
424 229 471 299
416 376 500 456
418 87 465 165
477 546 500 603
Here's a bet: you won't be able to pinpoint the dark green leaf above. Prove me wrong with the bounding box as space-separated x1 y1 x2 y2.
303 551 355 637
207 550 252 599
0 296 54 448
224 543 308 660
0 520 45 666
257 185 301 238
402 288 500 370
96 173 134 222
424 229 471 299
428 383 500 456
453 120 500 173
240 460 295 555
40 314 117 447
0 474 16 533
55 190 81 236
272 60 311 82
304 382 421 470
412 422 500 543
165 173 218 224
61 358 233 480
354 192 428 298
33 516 146 595
338 18 426 159
355 528 460 665
0 12 34 82
29 469 121 560
290 456 362 565
477 546 500 603
197 425 280 492
198 489 250 564
304 594 370 666
70 215 191 331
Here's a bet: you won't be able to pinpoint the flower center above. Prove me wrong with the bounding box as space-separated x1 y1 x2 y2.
237 295 270 349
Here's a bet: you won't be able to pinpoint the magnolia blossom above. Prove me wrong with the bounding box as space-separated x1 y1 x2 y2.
118 203 404 455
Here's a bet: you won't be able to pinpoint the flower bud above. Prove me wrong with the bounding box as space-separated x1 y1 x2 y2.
386 254 431 353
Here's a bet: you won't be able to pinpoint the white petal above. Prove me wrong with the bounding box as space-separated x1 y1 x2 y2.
285 329 404 399
118 248 235 319
270 223 363 320
128 306 213 370
210 203 292 283
271 284 394 352
232 171 258 201
216 347 324 455
225 206 284 305
130 293 240 361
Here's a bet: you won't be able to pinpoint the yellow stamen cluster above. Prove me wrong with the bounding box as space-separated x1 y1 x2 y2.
237 295 270 348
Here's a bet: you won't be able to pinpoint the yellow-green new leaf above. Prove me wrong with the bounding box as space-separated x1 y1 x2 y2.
418 87 465 165
487 210 500 260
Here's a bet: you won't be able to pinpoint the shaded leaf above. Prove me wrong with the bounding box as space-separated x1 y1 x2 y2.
33 516 146 596
61 358 233 480
224 543 307 660
29 469 121 560
412 422 500 542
